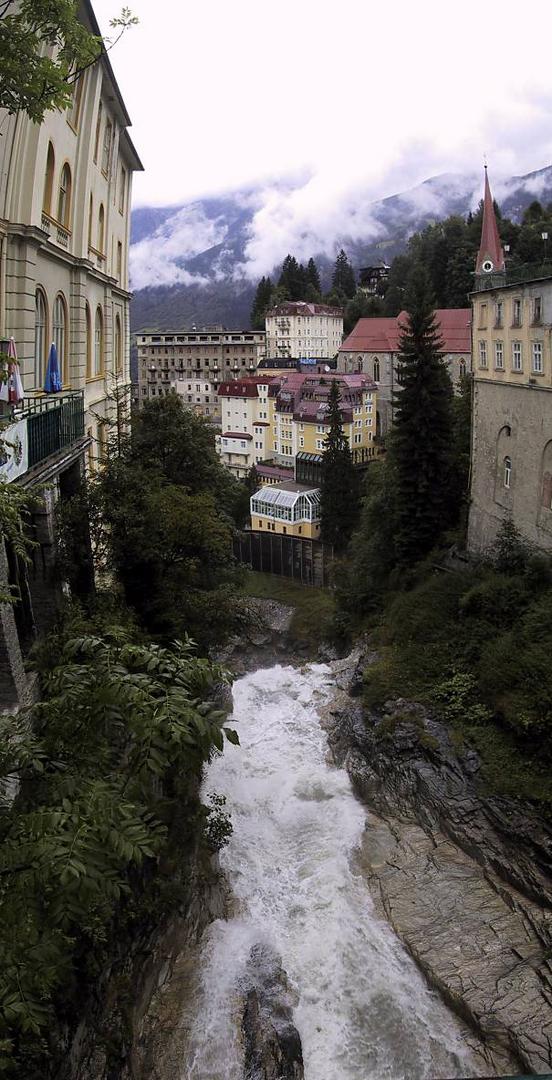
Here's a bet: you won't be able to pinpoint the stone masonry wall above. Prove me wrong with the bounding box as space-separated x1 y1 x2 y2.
468 379 552 554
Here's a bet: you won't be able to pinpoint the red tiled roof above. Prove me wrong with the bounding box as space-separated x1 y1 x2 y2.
222 431 253 440
339 309 471 354
219 377 274 398
257 464 294 480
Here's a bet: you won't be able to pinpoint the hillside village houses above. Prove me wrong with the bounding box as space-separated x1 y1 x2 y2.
0 0 141 708
338 309 472 434
217 370 377 480
135 328 266 419
265 301 344 359
468 169 552 555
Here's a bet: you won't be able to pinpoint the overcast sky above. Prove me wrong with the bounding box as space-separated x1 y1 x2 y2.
93 0 552 211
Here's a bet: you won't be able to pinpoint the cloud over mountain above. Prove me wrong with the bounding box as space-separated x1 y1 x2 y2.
130 163 552 332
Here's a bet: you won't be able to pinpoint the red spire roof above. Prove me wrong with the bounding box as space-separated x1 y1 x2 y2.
475 167 505 275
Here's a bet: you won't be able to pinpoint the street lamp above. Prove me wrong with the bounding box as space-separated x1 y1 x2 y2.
542 232 548 264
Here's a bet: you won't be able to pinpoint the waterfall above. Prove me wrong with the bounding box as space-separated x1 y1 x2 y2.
181 663 478 1080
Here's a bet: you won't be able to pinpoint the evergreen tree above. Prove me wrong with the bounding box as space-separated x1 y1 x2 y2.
250 275 273 329
306 257 322 296
331 249 356 300
278 255 308 300
390 268 456 565
319 380 359 551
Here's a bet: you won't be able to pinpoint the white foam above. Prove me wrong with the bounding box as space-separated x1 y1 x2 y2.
180 664 477 1079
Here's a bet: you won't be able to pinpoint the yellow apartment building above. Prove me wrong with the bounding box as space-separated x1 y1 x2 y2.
217 372 377 479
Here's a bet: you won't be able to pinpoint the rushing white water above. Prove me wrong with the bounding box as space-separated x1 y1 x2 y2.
183 663 478 1080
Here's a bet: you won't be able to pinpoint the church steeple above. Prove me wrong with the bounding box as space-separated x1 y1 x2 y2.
475 166 505 277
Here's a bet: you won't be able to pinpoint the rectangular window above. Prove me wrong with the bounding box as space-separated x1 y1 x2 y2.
119 166 126 214
494 341 504 369
479 303 487 328
533 297 542 324
478 340 488 368
512 342 523 371
102 120 112 176
512 299 522 327
495 301 503 328
532 342 543 373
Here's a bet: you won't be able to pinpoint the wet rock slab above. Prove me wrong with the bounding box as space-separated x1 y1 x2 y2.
324 648 552 1077
242 943 304 1080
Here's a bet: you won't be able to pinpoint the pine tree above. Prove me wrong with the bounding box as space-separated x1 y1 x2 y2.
250 276 273 329
306 257 322 296
279 255 304 300
319 380 359 551
390 268 456 565
331 249 356 299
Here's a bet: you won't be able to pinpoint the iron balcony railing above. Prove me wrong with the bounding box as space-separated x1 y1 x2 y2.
14 391 85 470
474 261 552 293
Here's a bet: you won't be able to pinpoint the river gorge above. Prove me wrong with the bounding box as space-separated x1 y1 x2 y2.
122 638 552 1080
76 609 552 1080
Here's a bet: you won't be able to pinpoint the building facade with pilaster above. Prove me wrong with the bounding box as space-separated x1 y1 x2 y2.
468 169 552 555
0 0 141 708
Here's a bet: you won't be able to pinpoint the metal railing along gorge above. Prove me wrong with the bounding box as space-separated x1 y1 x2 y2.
14 391 85 470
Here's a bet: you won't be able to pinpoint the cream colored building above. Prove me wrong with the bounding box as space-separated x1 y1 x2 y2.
216 376 274 476
0 0 142 463
135 328 266 419
0 0 141 709
265 302 343 359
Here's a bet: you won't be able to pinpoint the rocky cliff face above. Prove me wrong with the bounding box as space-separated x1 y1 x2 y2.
322 645 552 1076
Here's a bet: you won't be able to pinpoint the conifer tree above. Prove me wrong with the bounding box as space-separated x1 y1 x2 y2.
319 380 359 551
331 249 356 299
250 275 273 329
390 268 456 564
306 257 322 295
278 255 308 300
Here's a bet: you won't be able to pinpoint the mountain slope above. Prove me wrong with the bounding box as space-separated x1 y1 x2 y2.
130 165 552 332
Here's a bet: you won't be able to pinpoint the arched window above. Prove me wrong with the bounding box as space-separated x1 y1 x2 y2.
53 293 67 384
88 193 93 248
115 314 122 374
357 356 363 373
57 163 72 227
34 288 47 387
94 306 103 376
459 359 466 378
373 357 380 381
98 203 105 252
43 142 55 214
85 303 92 378
504 456 512 489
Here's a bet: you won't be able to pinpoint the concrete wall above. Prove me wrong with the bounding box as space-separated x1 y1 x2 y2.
467 379 552 554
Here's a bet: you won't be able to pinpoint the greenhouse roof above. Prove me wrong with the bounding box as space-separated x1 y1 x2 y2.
253 483 320 509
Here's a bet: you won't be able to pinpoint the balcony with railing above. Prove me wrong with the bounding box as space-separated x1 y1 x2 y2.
0 391 85 483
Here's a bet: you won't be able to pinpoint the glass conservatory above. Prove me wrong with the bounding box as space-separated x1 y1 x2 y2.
251 484 321 525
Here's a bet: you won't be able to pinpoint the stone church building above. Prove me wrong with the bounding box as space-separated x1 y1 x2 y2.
468 169 552 555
